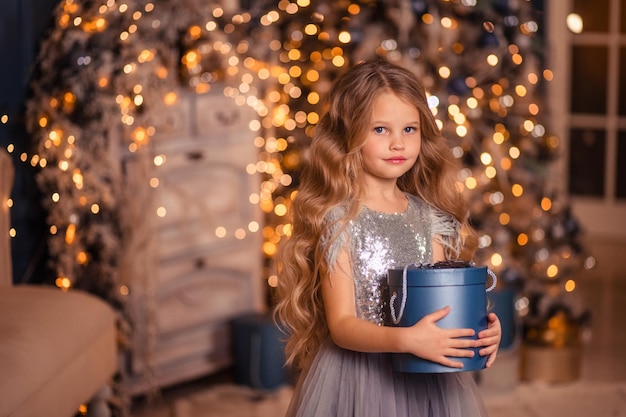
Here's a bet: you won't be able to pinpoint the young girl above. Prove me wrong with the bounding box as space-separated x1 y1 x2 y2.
275 60 502 417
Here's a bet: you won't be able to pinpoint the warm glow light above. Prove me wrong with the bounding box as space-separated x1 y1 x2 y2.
304 24 318 36
438 66 451 79
263 241 277 256
120 285 130 296
465 177 477 189
248 221 260 232
164 92 177 105
480 152 493 165
491 253 503 267
76 251 88 264
55 276 72 290
546 264 559 278
268 274 279 288
543 69 554 81
566 13 583 34
517 233 529 246
441 17 454 28
275 203 287 216
153 155 165 166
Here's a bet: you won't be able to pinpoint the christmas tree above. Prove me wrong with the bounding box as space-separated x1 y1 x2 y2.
22 0 593 383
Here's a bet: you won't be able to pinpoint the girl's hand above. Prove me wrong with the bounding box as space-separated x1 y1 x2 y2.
403 306 478 369
477 312 501 367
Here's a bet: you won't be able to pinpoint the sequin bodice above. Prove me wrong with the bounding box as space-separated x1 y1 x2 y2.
347 195 433 325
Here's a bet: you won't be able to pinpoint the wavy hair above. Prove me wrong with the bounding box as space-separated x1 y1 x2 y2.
274 60 476 370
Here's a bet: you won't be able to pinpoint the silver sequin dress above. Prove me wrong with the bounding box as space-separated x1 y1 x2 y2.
285 194 489 417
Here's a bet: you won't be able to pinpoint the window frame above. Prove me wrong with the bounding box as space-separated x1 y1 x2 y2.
546 0 626 239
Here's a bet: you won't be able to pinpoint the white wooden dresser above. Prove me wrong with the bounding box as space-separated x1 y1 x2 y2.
118 87 264 394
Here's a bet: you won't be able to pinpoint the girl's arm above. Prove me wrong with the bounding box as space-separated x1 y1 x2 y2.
321 244 480 369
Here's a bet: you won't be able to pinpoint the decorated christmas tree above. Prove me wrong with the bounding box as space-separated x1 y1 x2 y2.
21 0 593 395
174 0 594 337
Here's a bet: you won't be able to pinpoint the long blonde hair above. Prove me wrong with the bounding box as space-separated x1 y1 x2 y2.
274 60 476 370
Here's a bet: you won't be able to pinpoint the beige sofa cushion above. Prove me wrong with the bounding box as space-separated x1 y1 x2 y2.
0 286 117 417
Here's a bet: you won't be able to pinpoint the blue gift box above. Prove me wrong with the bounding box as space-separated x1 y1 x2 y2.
231 313 289 390
387 264 492 373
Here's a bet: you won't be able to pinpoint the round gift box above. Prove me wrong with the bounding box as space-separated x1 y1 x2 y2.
387 264 489 373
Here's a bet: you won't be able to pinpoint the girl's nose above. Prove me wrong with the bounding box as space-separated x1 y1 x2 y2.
390 134 405 150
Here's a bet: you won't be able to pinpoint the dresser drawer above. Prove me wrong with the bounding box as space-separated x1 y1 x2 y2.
154 161 258 261
152 321 232 370
155 267 255 334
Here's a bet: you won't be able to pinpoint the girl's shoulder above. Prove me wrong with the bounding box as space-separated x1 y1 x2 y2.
405 193 427 209
321 205 351 270
405 193 439 216
405 193 459 236
323 204 348 225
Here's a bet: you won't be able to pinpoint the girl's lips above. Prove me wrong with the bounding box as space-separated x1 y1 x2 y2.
385 157 407 163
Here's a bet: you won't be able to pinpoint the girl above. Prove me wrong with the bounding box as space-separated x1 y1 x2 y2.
275 60 501 417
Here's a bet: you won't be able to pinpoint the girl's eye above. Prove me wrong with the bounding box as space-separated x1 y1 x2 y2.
373 126 386 134
404 126 417 134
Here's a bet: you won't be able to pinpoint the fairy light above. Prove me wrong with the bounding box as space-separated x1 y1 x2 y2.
490 253 503 267
55 276 72 291
517 233 529 246
546 264 559 279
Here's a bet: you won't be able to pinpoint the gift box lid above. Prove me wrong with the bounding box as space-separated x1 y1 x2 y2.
388 262 488 288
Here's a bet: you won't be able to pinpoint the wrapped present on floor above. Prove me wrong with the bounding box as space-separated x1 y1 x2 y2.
521 311 583 383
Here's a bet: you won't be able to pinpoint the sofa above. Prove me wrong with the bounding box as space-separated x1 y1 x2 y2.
0 149 118 417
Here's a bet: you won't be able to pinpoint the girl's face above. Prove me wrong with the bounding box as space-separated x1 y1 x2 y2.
360 92 422 187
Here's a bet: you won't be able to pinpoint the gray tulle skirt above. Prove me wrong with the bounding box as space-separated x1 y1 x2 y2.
286 340 488 417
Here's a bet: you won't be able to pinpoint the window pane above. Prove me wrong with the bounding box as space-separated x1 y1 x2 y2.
570 46 608 114
569 128 605 196
573 0 609 32
617 131 626 199
620 47 626 116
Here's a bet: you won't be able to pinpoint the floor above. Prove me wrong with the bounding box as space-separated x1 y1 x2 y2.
131 236 626 417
